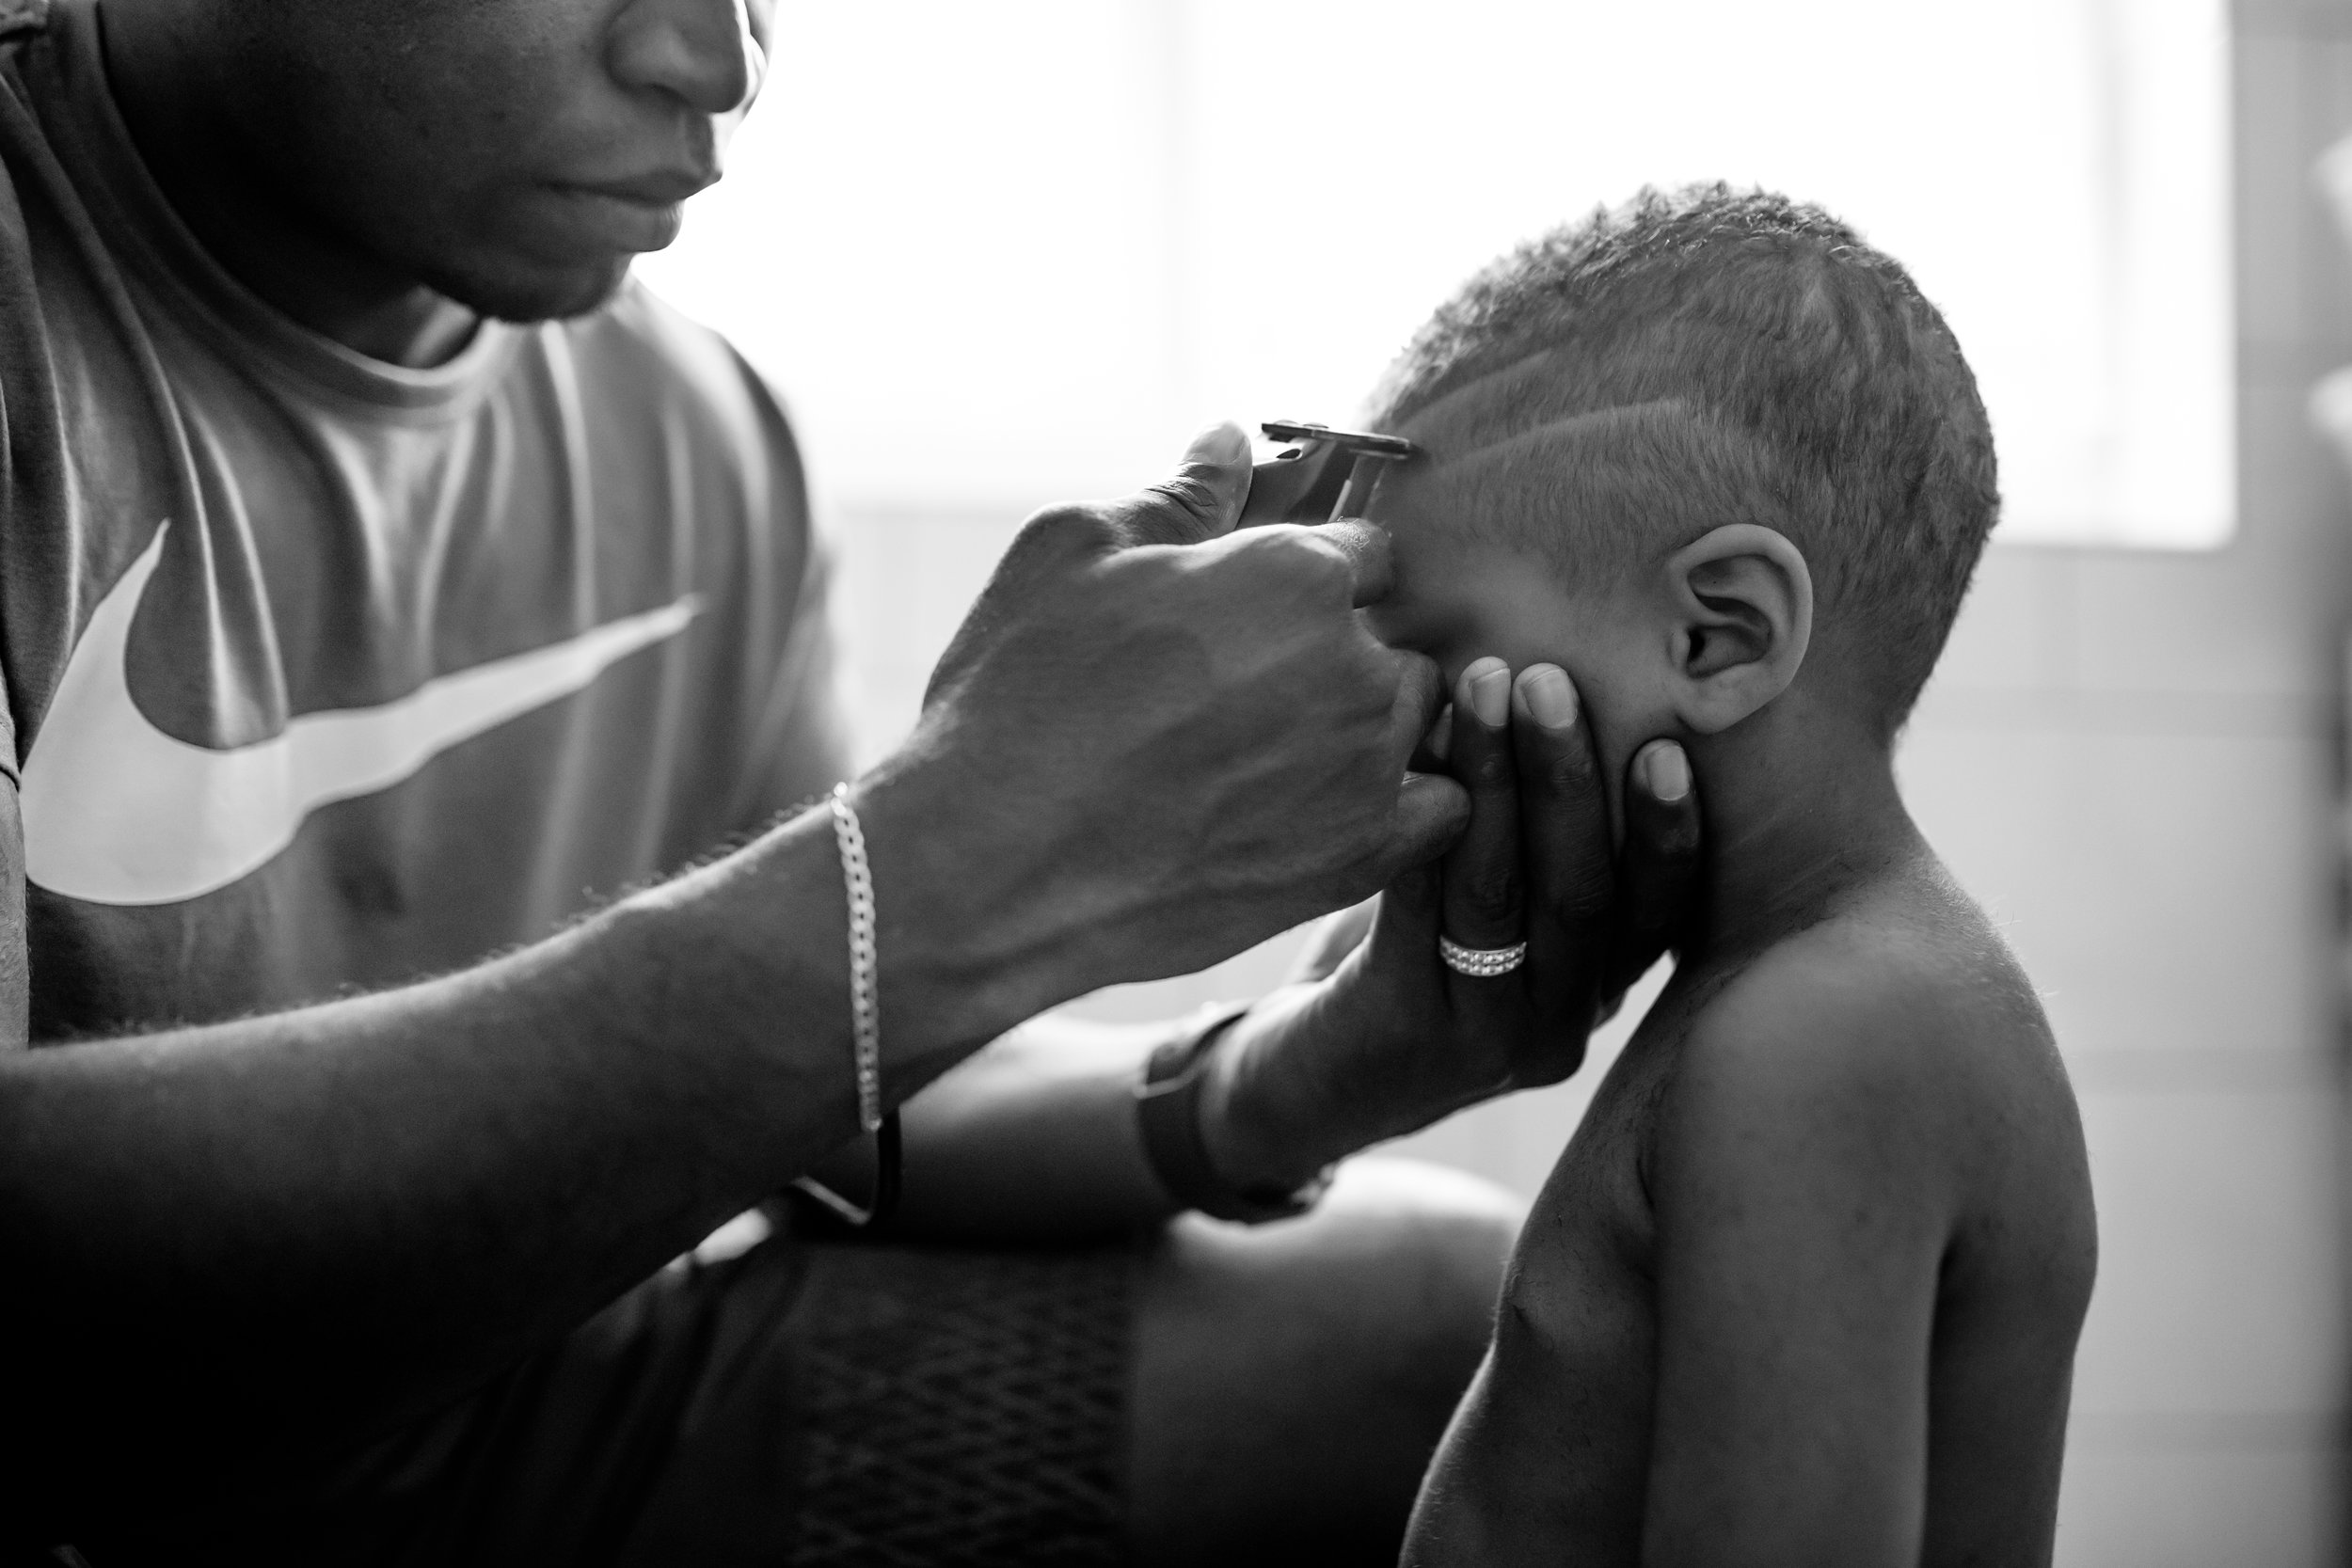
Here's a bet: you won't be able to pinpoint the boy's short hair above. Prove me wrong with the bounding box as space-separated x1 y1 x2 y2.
1371 183 1998 732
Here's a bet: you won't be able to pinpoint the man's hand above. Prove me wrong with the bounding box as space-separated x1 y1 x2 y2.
861 424 1469 1035
1199 658 1702 1188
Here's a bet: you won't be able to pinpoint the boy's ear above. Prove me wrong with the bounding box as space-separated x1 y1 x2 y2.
1656 524 1812 735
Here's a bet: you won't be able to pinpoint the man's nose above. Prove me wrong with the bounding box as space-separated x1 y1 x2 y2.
607 0 762 118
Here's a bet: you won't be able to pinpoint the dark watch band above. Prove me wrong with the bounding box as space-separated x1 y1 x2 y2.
1135 1004 1333 1225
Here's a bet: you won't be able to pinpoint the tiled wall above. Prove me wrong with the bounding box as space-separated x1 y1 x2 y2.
828 5 2351 1559
1984 6 2352 1560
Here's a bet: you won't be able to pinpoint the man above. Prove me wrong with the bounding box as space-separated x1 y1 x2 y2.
0 0 1696 1560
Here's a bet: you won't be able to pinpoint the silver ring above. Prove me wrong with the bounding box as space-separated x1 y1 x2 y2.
1439 936 1527 978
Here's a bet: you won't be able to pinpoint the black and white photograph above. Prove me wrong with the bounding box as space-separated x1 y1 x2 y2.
0 1 2325 1563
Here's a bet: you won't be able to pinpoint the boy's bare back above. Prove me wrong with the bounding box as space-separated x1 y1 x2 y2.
1404 854 2095 1565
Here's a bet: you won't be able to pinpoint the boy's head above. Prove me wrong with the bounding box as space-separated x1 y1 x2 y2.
1362 184 1997 774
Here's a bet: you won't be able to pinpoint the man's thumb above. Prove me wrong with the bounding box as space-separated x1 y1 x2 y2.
1377 772 1471 877
1124 421 1253 546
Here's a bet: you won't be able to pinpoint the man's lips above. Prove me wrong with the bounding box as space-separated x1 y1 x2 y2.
536 171 713 251
566 168 716 205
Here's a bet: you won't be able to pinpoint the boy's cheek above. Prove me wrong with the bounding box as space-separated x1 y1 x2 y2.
1360 600 1426 655
1359 571 1628 719
1580 664 1702 834
1360 599 1488 679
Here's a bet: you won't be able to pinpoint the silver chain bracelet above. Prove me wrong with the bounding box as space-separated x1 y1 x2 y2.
829 782 883 1133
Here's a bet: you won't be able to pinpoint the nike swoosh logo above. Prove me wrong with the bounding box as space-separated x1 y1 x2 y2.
22 522 702 906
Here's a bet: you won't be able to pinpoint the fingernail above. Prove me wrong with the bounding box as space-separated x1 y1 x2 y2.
1645 743 1692 802
1465 658 1510 727
1184 421 1249 467
1521 664 1577 730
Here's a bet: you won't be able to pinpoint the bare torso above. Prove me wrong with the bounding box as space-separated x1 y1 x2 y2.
1405 871 2097 1565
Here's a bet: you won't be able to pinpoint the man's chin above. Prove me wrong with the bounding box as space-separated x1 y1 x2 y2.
428 252 636 325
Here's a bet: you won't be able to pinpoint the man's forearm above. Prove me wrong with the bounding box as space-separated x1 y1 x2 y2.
0 793 1046 1527
889 1013 1184 1243
884 992 1375 1246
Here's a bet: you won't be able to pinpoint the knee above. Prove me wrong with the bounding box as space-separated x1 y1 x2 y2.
1287 1156 1524 1388
1142 1154 1522 1426
1127 1159 1521 1563
1318 1154 1525 1290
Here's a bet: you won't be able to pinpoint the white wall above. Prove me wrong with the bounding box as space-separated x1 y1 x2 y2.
647 0 2232 546
1921 8 2350 1558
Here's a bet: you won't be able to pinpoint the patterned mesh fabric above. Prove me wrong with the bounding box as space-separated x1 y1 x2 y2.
64 1229 1138 1568
786 1240 1136 1568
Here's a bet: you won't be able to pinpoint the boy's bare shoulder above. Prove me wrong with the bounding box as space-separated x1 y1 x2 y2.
1651 868 2087 1233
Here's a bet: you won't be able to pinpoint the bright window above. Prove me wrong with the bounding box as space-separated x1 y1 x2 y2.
643 0 2233 549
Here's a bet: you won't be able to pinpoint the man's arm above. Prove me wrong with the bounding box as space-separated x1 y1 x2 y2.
1641 963 1961 1567
883 667 1704 1246
0 784 1047 1528
0 428 1465 1534
885 1015 1175 1241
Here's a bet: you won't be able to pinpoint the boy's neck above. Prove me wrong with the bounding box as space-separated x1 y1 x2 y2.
1677 696 1928 966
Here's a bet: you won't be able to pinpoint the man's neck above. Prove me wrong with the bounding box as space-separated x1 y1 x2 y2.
1677 695 1928 968
96 8 479 369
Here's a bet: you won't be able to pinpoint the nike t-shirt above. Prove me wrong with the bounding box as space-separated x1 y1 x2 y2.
0 0 853 1040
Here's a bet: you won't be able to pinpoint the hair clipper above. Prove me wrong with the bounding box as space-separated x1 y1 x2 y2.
1237 421 1421 528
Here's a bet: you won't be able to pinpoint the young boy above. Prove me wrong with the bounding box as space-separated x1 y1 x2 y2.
1362 187 2099 1562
